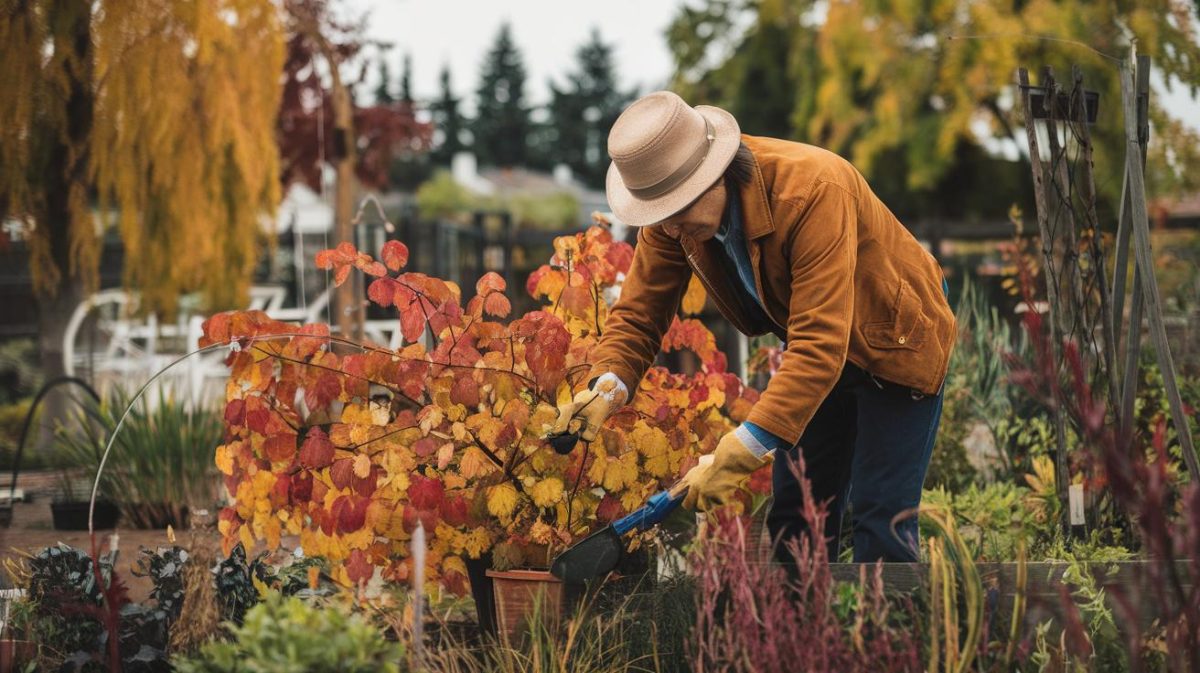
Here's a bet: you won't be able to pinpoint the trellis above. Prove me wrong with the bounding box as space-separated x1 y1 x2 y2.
1016 53 1199 532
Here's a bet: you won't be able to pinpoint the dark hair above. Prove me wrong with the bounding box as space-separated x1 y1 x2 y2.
723 142 755 188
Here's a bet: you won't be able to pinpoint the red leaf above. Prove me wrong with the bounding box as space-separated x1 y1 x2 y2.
356 258 387 277
596 494 625 523
333 265 352 287
514 312 570 392
381 240 409 271
368 277 398 308
560 285 593 313
330 458 355 490
262 432 298 462
306 371 342 411
345 548 374 584
450 375 480 407
412 437 439 457
200 312 232 346
299 427 335 469
476 271 506 295
483 293 511 318
407 474 445 509
291 472 313 503
333 495 368 533
403 506 438 535
224 399 246 427
440 495 468 527
400 307 426 343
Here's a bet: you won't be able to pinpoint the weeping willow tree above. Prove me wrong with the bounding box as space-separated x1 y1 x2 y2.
1 0 284 393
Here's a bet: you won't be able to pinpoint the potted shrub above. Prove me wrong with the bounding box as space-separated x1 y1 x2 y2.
201 218 770 633
55 388 222 530
49 421 119 531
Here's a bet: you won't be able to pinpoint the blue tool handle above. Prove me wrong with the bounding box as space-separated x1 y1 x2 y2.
612 489 685 536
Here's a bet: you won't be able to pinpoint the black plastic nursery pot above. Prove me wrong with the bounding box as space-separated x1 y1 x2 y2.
50 500 120 530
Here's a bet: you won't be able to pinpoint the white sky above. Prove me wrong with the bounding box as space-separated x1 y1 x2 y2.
349 0 1198 128
349 0 680 107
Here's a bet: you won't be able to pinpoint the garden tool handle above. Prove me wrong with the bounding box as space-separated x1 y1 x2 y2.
611 487 686 536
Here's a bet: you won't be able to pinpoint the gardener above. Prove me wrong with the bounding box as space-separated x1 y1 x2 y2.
551 91 955 563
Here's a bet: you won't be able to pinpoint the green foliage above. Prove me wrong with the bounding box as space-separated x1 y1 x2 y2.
416 171 477 220
415 170 581 230
666 0 1200 213
53 386 222 523
472 23 530 168
928 279 1029 488
506 192 580 232
173 592 404 673
0 339 41 404
0 398 39 471
922 483 1030 561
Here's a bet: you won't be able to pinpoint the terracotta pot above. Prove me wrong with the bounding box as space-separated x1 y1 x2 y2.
0 639 36 673
485 569 565 641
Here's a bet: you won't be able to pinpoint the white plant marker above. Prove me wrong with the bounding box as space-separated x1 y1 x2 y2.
411 520 426 665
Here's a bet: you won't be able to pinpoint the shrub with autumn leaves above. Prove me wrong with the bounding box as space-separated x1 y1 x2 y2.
202 217 766 594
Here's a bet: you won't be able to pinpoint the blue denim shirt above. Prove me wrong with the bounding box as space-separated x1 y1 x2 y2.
711 191 791 456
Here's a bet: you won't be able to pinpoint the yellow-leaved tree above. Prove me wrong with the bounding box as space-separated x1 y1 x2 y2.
0 0 283 398
668 0 1200 215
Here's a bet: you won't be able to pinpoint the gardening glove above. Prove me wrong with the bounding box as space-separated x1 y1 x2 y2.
550 373 628 442
681 428 773 512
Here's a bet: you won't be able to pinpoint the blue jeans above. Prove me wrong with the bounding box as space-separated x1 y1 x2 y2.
766 362 943 562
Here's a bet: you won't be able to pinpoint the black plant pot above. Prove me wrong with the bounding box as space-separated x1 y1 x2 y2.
465 553 498 638
50 500 120 530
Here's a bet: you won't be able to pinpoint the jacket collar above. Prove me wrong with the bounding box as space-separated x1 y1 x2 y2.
738 150 775 241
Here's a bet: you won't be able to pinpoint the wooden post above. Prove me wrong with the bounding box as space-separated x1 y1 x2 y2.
1071 65 1121 430
1117 59 1200 481
1017 68 1072 531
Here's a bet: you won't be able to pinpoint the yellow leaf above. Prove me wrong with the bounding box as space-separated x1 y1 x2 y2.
486 482 519 519
681 275 707 315
530 520 554 545
341 403 375 426
215 444 235 475
352 453 372 479
530 477 565 508
459 446 496 479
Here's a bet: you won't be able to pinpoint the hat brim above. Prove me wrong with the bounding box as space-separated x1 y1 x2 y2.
605 105 741 228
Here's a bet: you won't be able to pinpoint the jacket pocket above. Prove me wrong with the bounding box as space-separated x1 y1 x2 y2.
862 279 928 351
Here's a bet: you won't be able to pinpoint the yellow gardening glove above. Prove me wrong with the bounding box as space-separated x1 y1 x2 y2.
551 373 628 442
681 431 772 512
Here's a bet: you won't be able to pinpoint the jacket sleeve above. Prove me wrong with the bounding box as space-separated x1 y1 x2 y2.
586 225 691 392
745 181 858 445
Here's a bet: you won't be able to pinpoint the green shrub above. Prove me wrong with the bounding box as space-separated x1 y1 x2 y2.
53 386 222 523
174 592 404 673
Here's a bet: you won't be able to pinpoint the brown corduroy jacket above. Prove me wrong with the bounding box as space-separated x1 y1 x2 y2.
587 135 956 445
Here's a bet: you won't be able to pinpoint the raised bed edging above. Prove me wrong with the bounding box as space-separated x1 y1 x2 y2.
829 560 1194 631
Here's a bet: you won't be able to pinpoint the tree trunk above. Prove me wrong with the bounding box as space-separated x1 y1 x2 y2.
327 43 360 343
31 0 96 451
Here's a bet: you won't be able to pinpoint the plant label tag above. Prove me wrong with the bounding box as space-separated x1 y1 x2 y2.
1068 483 1085 526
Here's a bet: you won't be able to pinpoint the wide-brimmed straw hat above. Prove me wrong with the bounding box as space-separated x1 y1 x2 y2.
605 91 741 227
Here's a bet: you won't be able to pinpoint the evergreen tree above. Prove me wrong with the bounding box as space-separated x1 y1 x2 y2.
472 23 530 167
399 53 413 105
374 55 394 104
545 28 634 188
430 64 467 166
